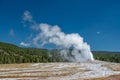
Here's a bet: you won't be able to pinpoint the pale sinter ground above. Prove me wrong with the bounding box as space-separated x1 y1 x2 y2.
0 60 120 80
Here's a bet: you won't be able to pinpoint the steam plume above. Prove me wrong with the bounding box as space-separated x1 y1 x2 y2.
23 11 94 62
33 24 94 62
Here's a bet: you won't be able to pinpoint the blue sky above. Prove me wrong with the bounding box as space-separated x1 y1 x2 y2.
0 0 120 51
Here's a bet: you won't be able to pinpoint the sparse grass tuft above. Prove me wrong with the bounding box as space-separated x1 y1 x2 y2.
0 63 32 68
102 63 120 71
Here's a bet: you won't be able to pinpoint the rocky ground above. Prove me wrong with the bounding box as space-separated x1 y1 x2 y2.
0 60 120 80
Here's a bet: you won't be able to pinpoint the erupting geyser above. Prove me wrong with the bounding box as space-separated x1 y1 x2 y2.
23 11 94 62
33 24 94 62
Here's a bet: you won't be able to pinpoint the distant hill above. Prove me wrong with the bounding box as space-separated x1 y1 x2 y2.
0 42 67 64
92 51 120 54
0 42 50 64
92 51 120 63
0 42 19 48
0 42 120 64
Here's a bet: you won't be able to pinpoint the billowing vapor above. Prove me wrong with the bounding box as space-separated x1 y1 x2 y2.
23 11 94 62
33 24 94 62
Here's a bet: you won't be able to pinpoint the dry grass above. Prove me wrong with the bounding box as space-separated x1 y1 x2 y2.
0 66 87 78
0 63 89 79
102 63 120 71
0 76 47 79
0 63 32 68
0 62 120 80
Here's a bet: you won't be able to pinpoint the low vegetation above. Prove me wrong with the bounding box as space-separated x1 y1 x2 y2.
0 42 66 64
93 51 120 63
0 42 120 64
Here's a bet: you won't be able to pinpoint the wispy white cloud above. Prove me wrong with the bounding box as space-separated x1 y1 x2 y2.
9 29 15 37
22 11 39 30
23 11 33 22
20 42 30 47
96 31 100 34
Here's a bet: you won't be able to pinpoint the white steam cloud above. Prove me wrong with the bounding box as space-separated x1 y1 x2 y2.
9 29 15 37
22 11 94 62
33 24 94 62
20 42 30 47
23 11 33 23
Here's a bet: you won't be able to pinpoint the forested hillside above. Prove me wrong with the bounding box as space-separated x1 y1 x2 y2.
93 51 120 63
0 42 120 64
0 42 65 64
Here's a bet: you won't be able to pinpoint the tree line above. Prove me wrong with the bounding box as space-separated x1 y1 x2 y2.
0 42 120 64
93 51 120 63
